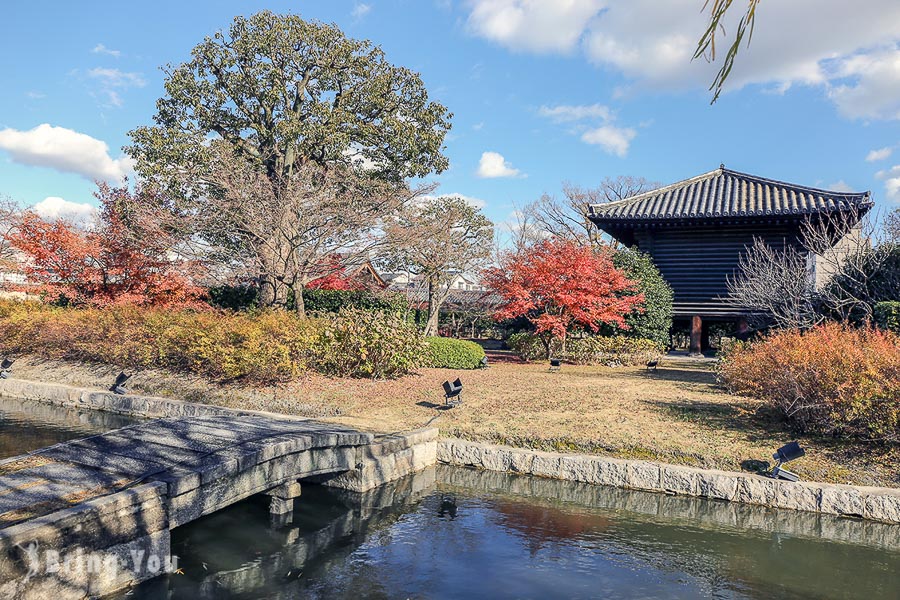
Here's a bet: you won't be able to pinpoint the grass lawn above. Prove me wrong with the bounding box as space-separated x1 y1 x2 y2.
9 356 898 488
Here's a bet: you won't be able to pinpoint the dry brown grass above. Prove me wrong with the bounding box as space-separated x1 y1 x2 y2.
9 356 898 488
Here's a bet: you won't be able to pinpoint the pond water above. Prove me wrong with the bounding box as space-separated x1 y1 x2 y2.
1 399 896 599
125 465 899 600
0 395 140 459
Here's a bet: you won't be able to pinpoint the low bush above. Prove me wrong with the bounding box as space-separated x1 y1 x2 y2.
874 301 900 333
506 332 551 361
425 337 486 369
719 323 900 441
0 300 425 382
505 332 663 366
312 308 426 379
565 336 664 366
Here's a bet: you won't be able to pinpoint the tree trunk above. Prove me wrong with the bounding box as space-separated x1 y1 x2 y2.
541 335 552 360
293 283 306 318
424 278 440 336
258 274 275 306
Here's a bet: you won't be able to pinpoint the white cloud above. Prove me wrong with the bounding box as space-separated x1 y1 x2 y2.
91 43 121 58
86 67 146 107
466 0 603 53
827 180 855 193
538 103 611 122
477 151 521 178
866 146 894 162
580 125 636 157
0 124 134 182
876 165 900 201
25 91 45 100
351 2 372 20
828 48 900 121
464 0 900 120
30 197 98 226
538 102 638 156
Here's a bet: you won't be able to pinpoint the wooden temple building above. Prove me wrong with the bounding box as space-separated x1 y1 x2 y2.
588 165 872 354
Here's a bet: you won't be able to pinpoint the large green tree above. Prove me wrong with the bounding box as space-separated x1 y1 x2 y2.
127 11 452 308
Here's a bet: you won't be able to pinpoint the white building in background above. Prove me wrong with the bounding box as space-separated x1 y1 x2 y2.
382 271 487 292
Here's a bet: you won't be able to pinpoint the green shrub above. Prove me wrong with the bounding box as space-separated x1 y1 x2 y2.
304 288 408 314
506 332 551 361
606 248 673 347
425 337 486 369
207 285 409 315
312 308 426 379
874 301 900 333
565 336 664 366
506 331 663 365
719 323 900 441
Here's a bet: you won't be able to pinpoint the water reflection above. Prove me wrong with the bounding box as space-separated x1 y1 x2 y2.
127 465 899 600
0 396 139 459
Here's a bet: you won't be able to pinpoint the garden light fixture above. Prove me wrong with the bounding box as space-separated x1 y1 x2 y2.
770 441 805 482
0 357 13 379
549 358 561 372
442 378 463 407
110 372 132 395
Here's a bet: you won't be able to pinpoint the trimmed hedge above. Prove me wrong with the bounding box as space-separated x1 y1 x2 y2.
425 337 486 369
305 289 408 314
719 323 900 441
565 336 664 366
207 284 408 314
506 332 663 366
0 300 423 382
874 301 900 333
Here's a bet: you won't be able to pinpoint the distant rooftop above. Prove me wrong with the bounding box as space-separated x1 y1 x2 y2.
589 165 872 223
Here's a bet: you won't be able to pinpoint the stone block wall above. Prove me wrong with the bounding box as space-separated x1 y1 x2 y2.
437 438 900 524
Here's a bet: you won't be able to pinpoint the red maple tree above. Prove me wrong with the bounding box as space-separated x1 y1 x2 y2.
483 238 644 357
8 183 206 308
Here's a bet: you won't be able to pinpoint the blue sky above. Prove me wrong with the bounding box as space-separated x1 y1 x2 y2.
2 0 900 230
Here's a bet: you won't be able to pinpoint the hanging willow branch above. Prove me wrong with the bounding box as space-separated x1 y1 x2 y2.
694 0 761 103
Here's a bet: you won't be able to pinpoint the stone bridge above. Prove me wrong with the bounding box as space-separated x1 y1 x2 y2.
0 406 436 599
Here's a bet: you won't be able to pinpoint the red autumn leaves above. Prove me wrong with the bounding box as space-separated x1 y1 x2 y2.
483 239 644 350
7 184 204 308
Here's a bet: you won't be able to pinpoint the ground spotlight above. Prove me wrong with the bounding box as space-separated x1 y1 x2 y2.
479 355 489 369
646 358 659 371
110 372 132 395
0 357 13 379
770 441 805 482
549 358 561 372
442 378 463 407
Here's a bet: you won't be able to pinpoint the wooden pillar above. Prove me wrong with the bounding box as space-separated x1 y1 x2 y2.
689 315 703 355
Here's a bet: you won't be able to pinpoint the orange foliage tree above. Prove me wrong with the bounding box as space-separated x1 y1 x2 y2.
484 238 644 357
7 183 205 307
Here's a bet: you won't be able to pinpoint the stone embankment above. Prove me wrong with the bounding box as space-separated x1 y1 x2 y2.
437 438 900 524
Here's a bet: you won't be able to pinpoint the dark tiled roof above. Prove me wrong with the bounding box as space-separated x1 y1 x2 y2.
390 286 501 308
589 166 872 223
